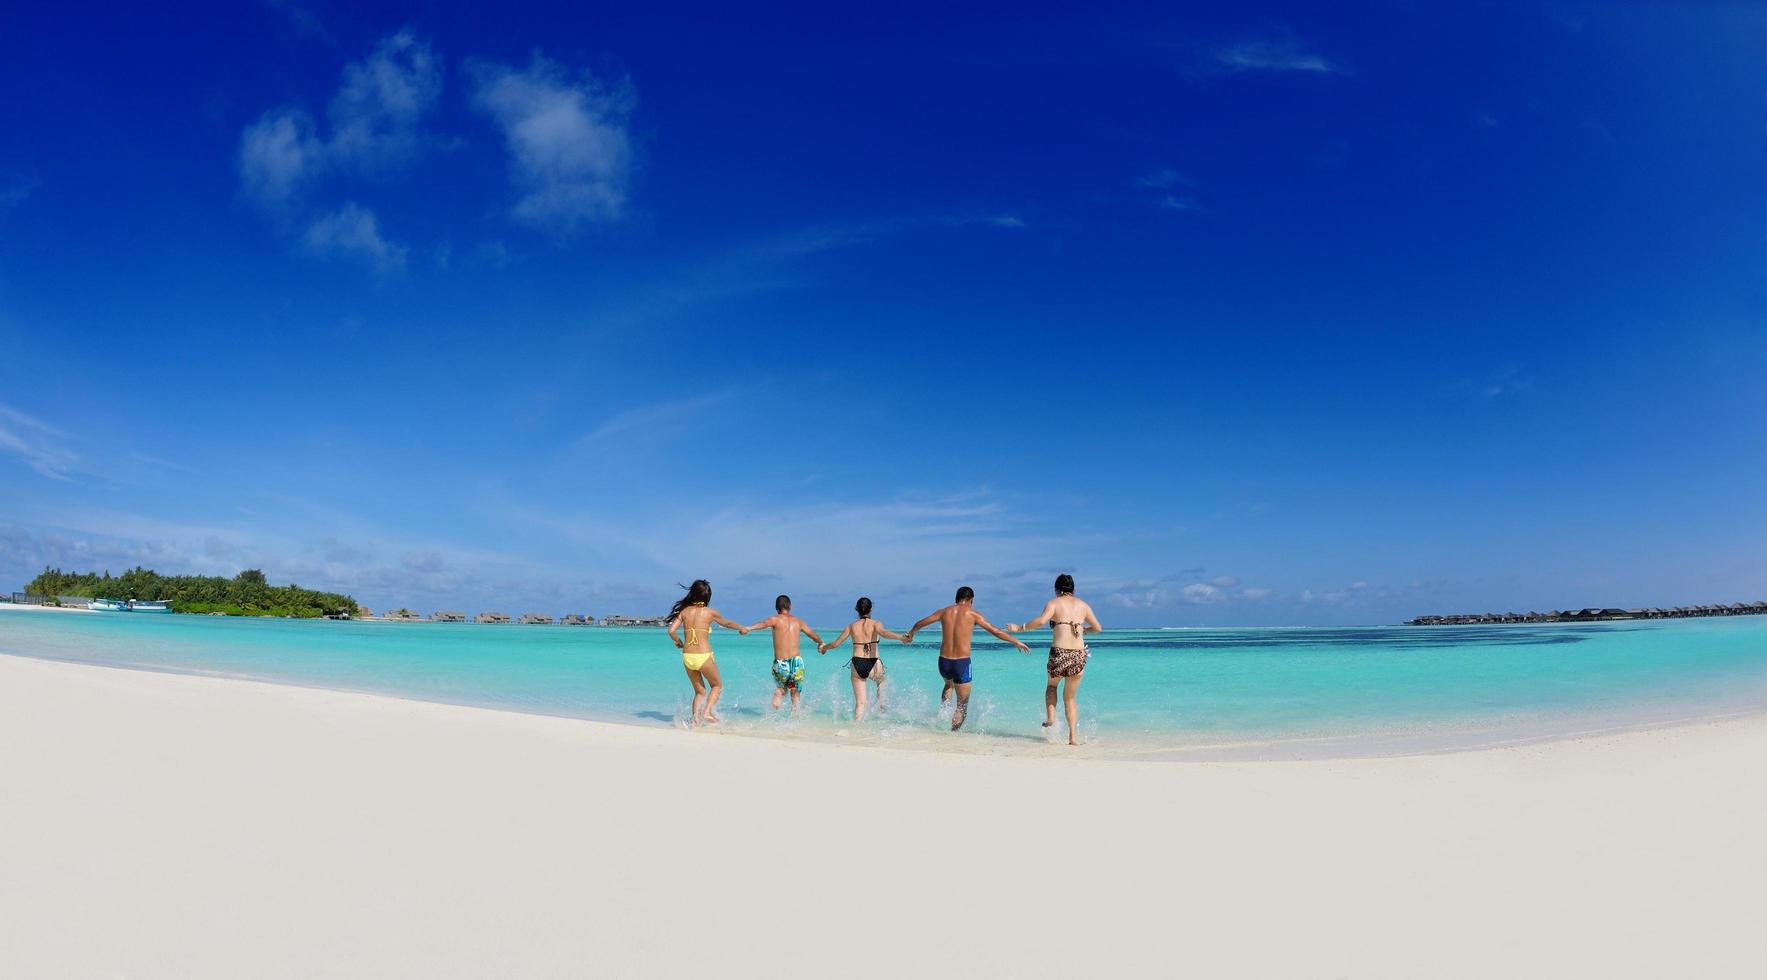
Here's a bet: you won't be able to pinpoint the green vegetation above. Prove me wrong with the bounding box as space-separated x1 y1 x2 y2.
24 567 358 618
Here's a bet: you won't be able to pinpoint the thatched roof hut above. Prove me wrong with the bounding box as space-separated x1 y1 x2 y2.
518 613 553 625
475 612 511 624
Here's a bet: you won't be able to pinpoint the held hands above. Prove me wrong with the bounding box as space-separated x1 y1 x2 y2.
738 627 750 636
817 643 827 655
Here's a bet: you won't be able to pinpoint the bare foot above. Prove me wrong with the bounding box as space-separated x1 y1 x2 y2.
1042 721 1054 728
703 711 720 724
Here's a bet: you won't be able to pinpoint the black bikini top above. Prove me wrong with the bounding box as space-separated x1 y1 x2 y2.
854 618 880 655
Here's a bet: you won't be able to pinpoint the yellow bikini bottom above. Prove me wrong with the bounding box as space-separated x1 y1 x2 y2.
682 649 713 671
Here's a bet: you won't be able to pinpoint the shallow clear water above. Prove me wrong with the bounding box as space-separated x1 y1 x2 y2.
4 609 1766 759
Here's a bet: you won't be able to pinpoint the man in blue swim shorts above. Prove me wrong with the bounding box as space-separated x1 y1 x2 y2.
748 595 824 716
906 586 1030 731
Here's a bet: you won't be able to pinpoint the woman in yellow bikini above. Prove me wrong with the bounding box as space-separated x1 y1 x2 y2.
665 579 748 726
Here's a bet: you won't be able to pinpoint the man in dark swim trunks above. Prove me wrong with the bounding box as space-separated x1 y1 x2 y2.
905 586 1030 730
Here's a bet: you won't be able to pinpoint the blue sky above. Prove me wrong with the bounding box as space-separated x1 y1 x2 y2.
2 1 1764 626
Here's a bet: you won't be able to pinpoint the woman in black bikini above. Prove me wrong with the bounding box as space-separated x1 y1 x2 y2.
1007 574 1103 746
818 597 908 722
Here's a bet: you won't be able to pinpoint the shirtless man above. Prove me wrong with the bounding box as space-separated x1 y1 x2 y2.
905 586 1031 730
747 595 826 714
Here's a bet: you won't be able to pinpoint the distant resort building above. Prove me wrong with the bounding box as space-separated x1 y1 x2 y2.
600 614 667 627
387 608 423 621
431 610 466 623
357 607 374 619
1409 602 1767 626
475 612 511 624
560 614 592 626
517 613 553 625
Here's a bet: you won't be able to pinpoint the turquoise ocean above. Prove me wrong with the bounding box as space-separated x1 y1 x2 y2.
4 609 1766 759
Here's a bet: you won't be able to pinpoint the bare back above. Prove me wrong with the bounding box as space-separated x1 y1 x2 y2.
678 606 717 654
1047 595 1098 647
762 614 808 659
850 618 882 652
933 604 983 659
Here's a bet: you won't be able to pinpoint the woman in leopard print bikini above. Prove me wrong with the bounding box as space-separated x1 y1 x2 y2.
1007 574 1102 746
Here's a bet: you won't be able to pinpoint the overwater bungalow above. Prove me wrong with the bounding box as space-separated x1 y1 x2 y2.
560 614 590 626
518 613 553 625
600 614 667 627
388 608 422 621
1409 600 1767 626
475 612 511 624
432 610 466 623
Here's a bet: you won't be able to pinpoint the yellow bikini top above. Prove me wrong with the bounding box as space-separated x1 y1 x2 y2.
683 604 710 645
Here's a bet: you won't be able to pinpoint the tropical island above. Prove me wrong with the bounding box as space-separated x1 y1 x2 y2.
22 567 359 619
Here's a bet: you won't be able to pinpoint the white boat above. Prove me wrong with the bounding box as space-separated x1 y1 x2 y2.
90 598 129 612
128 600 172 613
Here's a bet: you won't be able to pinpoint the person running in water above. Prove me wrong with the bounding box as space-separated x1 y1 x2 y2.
905 586 1030 731
665 580 749 726
1007 573 1103 746
819 596 908 722
747 595 825 715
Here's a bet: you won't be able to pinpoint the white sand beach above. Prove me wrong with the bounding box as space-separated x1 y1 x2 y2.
1 653 1761 979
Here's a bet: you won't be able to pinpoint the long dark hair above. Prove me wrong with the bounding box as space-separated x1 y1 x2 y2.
667 579 711 624
855 596 872 618
1055 573 1075 596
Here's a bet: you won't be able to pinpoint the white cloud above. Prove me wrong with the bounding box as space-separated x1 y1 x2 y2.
1135 168 1193 190
1301 581 1369 604
237 30 438 262
1211 575 1239 588
988 214 1027 229
574 391 735 449
1159 194 1201 212
238 108 325 211
0 403 75 480
1214 39 1340 74
1240 587 1272 600
303 203 407 273
0 178 35 216
326 29 443 173
469 53 635 232
1182 582 1226 603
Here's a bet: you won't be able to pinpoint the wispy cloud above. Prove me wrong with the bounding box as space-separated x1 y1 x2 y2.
1301 581 1369 604
1453 365 1532 401
0 178 36 217
0 403 75 480
1135 168 1194 190
1104 570 1271 609
237 30 439 267
1131 169 1201 213
303 202 407 273
325 30 444 174
573 391 736 449
238 109 326 213
468 53 635 233
1213 38 1342 75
